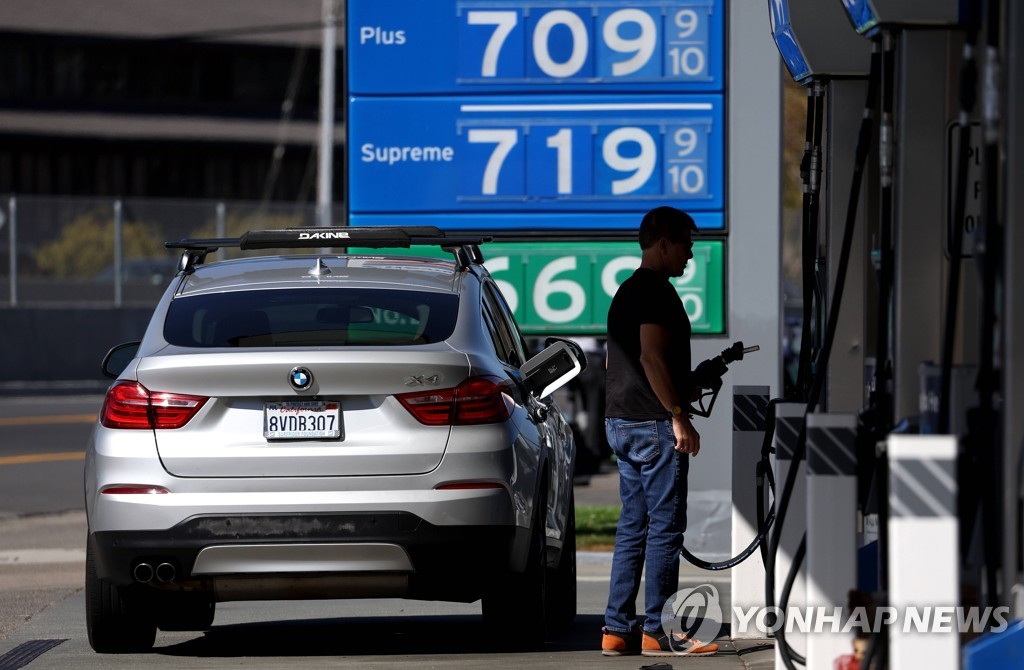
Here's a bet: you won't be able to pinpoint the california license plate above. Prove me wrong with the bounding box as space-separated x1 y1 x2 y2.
264 401 342 439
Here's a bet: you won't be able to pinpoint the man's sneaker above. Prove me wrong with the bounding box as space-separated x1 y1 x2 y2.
641 630 719 656
601 627 641 656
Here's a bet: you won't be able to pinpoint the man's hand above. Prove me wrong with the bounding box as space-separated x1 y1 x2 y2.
692 357 728 391
672 414 701 456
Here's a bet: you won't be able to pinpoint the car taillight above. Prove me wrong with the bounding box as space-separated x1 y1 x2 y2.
452 377 513 424
396 387 456 426
397 376 512 426
148 390 208 428
100 381 207 430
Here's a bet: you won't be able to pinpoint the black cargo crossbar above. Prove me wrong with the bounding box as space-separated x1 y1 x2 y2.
166 226 492 272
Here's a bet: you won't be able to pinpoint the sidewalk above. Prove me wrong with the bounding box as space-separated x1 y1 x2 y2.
574 469 776 669
574 463 623 508
577 550 774 668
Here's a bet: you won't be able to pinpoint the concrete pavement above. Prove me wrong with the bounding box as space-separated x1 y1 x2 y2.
0 454 776 668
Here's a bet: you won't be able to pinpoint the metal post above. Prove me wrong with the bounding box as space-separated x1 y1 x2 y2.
892 31 953 422
317 0 337 228
8 196 16 307
825 79 869 413
216 202 226 261
1004 0 1024 618
113 199 123 307
730 386 770 639
887 435 958 670
805 413 858 669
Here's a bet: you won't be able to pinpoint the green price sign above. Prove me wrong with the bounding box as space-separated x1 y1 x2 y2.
484 241 723 335
352 240 725 336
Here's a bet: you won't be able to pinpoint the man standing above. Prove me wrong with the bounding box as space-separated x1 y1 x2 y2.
600 206 718 657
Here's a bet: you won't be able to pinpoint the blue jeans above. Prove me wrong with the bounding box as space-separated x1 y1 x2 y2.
604 417 689 635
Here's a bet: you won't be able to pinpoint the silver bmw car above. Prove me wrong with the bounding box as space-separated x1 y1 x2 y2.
85 227 584 652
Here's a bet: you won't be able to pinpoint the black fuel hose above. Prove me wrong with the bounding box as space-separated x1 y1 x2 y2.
797 86 825 398
976 0 1003 612
938 2 981 434
775 536 808 668
679 400 780 571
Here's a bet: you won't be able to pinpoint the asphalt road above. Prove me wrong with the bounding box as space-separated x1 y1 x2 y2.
0 526 772 670
0 396 774 669
0 395 99 517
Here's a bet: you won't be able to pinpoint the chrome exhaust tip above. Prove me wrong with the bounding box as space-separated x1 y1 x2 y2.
133 562 154 583
155 562 176 583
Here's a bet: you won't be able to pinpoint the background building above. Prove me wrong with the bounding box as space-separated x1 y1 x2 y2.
0 0 341 202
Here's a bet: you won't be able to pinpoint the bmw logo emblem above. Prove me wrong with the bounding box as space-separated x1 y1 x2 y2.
289 366 313 391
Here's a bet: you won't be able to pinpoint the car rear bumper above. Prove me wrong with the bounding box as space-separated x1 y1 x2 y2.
90 511 526 602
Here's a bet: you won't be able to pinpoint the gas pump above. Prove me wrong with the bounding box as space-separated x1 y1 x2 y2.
646 3 1021 669
835 3 1024 669
754 1 1020 669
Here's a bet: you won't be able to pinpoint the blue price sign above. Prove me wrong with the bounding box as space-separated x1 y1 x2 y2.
348 0 723 94
348 95 724 213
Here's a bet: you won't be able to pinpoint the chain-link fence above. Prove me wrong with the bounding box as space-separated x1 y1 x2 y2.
0 196 340 307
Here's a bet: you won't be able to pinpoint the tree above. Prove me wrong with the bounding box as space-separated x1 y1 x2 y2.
35 211 165 278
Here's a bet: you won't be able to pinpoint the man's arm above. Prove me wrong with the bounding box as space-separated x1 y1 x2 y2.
639 323 701 456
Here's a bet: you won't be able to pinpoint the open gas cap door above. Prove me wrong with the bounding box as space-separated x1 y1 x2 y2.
521 338 587 399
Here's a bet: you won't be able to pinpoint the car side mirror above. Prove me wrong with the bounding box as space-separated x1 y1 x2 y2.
101 342 141 379
521 339 587 399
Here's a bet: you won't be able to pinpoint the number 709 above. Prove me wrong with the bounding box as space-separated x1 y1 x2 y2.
466 8 705 79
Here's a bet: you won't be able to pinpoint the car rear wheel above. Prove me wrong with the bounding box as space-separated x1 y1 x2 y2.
85 542 156 653
546 490 577 629
482 489 548 646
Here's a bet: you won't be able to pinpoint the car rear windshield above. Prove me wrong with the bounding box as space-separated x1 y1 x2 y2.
164 288 459 347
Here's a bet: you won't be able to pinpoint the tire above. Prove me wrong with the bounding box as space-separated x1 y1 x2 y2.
546 491 577 629
156 592 216 632
85 542 157 653
482 488 548 647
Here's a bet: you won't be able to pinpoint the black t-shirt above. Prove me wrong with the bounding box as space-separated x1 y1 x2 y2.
605 267 692 420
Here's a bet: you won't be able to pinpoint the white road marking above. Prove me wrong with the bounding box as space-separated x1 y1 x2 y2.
0 549 86 565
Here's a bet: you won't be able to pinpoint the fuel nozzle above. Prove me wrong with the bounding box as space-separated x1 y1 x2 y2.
722 341 760 363
689 342 759 418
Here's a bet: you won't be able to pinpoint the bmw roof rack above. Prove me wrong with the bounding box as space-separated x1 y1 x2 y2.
166 226 492 273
